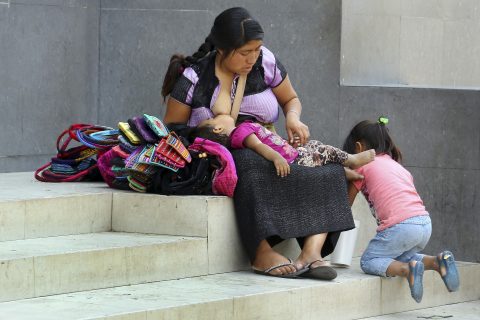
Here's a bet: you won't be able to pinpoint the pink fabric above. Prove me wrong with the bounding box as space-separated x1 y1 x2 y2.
97 146 128 188
230 122 298 164
190 138 237 197
353 154 429 231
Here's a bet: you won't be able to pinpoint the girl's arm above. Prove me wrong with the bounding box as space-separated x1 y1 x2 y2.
347 182 360 206
243 134 290 177
163 98 192 124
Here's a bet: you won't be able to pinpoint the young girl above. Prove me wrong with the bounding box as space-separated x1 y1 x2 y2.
343 117 460 303
191 114 376 177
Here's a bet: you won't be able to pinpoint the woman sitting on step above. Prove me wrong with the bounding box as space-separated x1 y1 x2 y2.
161 7 355 280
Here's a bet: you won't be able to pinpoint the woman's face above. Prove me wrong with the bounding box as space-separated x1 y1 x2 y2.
220 40 263 75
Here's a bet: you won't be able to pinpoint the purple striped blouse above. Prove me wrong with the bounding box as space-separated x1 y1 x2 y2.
170 46 287 126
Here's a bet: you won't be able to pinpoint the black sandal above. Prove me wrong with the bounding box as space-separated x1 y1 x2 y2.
299 259 337 280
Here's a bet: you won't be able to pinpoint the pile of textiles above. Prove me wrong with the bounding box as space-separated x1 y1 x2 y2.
35 114 237 197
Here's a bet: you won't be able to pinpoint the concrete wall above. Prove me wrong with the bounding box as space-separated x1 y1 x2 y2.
0 0 478 262
341 0 480 89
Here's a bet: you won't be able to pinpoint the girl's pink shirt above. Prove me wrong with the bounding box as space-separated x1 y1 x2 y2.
353 154 429 231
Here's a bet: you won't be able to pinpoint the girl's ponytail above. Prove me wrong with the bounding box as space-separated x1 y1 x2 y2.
161 36 215 101
378 122 403 163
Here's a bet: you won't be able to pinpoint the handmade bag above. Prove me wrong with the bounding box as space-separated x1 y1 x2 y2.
151 151 217 196
152 131 192 172
75 125 119 150
128 116 159 144
155 138 186 168
97 145 130 189
144 114 169 137
118 122 142 145
34 124 102 182
137 144 180 172
189 138 237 197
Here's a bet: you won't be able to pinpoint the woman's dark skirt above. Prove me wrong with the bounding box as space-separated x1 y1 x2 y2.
232 149 355 261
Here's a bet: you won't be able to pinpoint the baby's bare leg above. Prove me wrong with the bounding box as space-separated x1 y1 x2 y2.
344 149 376 169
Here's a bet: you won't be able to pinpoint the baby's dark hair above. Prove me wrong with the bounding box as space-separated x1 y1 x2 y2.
343 118 403 163
188 125 231 148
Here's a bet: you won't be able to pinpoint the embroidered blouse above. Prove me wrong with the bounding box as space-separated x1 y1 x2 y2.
230 122 298 164
170 46 287 126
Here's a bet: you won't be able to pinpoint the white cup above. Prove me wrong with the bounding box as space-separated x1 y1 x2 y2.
330 219 360 267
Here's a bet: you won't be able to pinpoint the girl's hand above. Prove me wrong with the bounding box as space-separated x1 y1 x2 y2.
273 156 290 177
286 113 310 145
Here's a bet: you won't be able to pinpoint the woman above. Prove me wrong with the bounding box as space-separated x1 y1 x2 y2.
162 7 355 279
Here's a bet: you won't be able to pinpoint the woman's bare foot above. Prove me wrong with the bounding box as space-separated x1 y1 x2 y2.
295 255 328 271
252 240 297 276
344 167 364 181
345 149 375 169
294 233 327 270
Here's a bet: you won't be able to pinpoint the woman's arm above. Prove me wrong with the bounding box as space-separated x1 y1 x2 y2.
243 134 290 177
271 75 310 145
163 98 192 124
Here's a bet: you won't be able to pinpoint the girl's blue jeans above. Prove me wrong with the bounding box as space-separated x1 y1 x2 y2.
360 215 432 277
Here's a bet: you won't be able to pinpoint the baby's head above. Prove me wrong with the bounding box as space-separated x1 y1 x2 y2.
190 115 236 147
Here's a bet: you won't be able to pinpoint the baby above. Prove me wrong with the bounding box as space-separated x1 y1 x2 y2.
191 115 375 176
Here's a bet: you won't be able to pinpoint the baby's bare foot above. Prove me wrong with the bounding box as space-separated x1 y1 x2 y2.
346 149 375 169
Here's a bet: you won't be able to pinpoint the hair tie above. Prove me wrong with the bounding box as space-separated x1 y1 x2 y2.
378 116 389 125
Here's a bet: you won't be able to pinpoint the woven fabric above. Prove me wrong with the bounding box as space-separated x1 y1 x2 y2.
232 149 355 261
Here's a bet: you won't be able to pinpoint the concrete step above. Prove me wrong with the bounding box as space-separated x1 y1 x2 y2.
0 172 113 242
0 172 377 275
0 260 478 320
358 300 480 319
0 232 207 302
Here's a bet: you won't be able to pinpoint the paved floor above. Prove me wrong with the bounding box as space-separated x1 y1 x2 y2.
360 300 480 319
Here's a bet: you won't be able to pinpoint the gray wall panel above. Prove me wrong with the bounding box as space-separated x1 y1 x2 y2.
409 167 480 262
339 87 480 169
99 8 212 126
0 1 99 171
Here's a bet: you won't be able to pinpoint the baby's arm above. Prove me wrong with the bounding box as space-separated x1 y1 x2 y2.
243 134 290 177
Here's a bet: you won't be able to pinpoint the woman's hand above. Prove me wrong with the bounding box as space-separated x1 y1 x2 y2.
286 112 310 146
273 155 290 177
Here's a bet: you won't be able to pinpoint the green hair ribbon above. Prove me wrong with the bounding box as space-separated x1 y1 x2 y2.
378 116 389 125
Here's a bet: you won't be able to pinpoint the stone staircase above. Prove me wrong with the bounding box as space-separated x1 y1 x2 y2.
0 172 478 319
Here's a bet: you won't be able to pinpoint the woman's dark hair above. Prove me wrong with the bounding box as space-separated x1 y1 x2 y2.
343 119 403 163
187 125 231 148
161 7 264 100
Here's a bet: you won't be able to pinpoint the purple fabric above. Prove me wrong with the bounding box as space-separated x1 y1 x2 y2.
230 122 298 164
183 46 285 127
189 138 237 197
128 116 158 144
261 46 285 87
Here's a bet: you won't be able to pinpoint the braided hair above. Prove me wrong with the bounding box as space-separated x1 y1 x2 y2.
161 7 264 100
